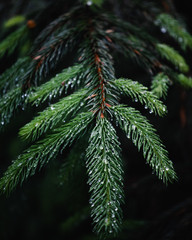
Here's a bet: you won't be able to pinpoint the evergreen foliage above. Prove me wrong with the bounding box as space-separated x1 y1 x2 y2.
0 0 192 238
156 43 189 73
0 24 31 59
3 15 26 29
86 118 124 236
0 57 30 94
151 73 170 99
20 88 88 141
156 13 192 50
0 111 93 194
112 78 167 116
175 73 192 88
29 64 84 106
112 105 176 183
0 87 30 127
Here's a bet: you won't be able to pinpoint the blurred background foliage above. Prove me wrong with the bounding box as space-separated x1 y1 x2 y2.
0 0 192 239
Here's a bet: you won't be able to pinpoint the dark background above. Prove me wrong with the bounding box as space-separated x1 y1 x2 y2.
0 0 192 239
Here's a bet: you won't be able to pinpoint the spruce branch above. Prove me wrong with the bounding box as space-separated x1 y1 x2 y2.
151 73 170 99
108 33 156 73
0 87 30 128
0 57 30 94
155 13 192 50
0 25 29 58
112 78 167 116
0 3 185 239
112 105 177 183
32 5 82 52
156 43 189 73
22 27 80 88
86 117 124 236
79 21 118 118
174 73 192 88
29 64 84 106
3 15 26 29
0 111 93 195
20 88 88 141
104 13 156 44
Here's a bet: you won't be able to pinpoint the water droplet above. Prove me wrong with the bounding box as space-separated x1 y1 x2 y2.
86 0 92 6
166 167 169 171
105 217 110 226
100 146 104 150
132 125 136 130
149 109 153 114
103 158 108 164
50 105 55 110
178 37 183 43
161 27 167 33
49 94 53 100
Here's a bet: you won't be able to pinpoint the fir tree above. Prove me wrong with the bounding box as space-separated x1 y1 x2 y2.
0 0 192 239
